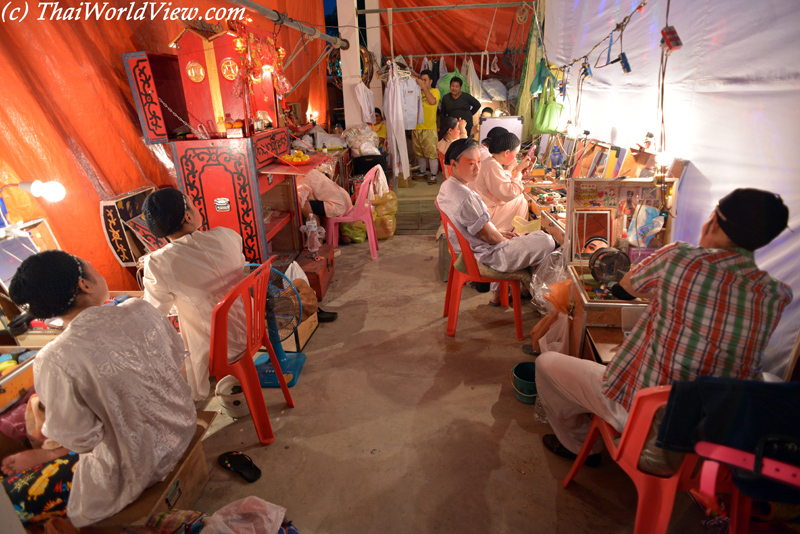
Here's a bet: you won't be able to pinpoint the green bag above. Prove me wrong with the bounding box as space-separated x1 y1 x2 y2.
532 77 563 135
529 58 554 96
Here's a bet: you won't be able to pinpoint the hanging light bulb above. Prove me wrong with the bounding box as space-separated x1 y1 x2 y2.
18 180 66 202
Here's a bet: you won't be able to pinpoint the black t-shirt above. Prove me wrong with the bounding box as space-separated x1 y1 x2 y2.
440 92 482 135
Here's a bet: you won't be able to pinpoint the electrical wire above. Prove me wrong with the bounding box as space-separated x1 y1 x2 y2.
561 0 651 69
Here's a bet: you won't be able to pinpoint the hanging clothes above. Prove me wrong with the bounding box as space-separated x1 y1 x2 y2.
437 55 448 88
399 77 424 130
466 59 487 101
420 57 432 72
354 82 375 123
460 56 469 80
431 59 441 88
384 63 410 181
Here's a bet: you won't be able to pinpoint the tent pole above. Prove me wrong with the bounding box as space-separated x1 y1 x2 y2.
388 8 394 59
358 2 528 14
226 0 349 49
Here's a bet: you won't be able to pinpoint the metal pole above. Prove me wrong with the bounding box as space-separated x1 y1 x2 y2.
358 2 528 15
400 51 505 59
226 0 349 49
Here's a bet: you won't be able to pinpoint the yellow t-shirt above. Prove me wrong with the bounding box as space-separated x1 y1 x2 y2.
372 121 387 139
416 88 440 131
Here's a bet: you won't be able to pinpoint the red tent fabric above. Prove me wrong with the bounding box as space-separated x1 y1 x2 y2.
0 0 327 290
379 0 532 76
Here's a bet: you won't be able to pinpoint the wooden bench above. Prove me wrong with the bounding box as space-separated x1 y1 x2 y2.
80 410 216 533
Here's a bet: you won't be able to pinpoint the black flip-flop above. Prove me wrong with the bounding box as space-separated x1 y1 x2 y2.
542 434 601 468
218 451 261 483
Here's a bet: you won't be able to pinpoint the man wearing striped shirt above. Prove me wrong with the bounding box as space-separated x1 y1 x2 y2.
535 188 793 465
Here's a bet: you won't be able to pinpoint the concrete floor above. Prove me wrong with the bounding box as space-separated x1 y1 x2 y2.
196 235 708 533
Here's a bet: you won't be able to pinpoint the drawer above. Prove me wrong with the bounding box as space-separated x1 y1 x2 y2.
541 212 565 245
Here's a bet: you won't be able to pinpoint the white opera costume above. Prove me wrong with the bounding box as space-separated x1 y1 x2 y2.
143 227 247 400
34 298 196 527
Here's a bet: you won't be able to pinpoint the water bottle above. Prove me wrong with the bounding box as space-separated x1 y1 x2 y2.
550 145 562 168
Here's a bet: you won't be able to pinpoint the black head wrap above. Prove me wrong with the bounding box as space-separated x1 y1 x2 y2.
9 250 85 318
715 188 789 251
488 131 521 155
143 188 188 238
482 126 508 146
444 138 479 166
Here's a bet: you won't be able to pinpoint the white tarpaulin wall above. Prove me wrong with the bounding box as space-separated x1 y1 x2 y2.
545 0 800 376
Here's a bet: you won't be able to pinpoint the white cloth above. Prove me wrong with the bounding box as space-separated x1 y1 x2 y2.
34 299 196 527
354 82 375 124
436 176 555 272
143 227 247 401
535 351 629 455
437 55 448 87
284 261 310 287
420 57 432 71
385 63 411 180
296 169 353 218
399 78 424 130
466 59 489 100
478 145 492 161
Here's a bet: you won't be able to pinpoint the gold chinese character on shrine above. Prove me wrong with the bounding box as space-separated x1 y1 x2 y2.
220 58 238 81
186 61 205 83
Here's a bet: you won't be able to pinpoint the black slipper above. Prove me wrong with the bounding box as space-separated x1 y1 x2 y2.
542 434 601 468
218 451 261 483
489 300 502 307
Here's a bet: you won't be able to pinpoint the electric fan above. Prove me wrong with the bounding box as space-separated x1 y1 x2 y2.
589 247 631 285
253 267 307 388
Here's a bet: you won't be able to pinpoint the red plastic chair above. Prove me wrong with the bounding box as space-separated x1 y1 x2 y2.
326 165 380 260
562 386 700 534
437 204 524 340
209 259 295 446
438 150 451 180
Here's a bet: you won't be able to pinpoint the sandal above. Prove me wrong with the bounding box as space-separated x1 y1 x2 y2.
218 451 262 483
542 434 601 468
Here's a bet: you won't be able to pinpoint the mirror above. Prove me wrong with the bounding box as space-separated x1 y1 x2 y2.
573 208 613 259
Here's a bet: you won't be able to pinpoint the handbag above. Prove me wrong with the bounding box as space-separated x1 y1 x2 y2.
532 77 564 135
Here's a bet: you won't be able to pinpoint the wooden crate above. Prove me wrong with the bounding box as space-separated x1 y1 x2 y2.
85 411 216 531
281 312 318 352
296 245 335 301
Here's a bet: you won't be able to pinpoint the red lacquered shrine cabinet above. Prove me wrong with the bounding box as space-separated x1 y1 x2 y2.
121 20 302 266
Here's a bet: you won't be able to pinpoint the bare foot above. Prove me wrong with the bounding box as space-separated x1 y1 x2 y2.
1 447 69 476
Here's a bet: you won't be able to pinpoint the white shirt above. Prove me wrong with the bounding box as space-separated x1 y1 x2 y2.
35 299 196 527
354 82 375 124
296 169 353 218
143 227 247 400
399 78 424 130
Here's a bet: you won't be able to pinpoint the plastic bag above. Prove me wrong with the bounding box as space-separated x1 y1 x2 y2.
201 496 286 534
482 78 508 101
374 214 396 240
372 191 398 217
538 313 571 354
340 221 367 243
530 250 568 314
627 205 665 247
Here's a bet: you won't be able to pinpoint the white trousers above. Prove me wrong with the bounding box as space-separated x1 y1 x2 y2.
535 351 629 454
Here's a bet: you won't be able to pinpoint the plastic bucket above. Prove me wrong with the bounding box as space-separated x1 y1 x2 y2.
512 362 537 405
215 375 249 418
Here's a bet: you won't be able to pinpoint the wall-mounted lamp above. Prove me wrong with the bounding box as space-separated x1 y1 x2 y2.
0 180 66 225
0 181 66 202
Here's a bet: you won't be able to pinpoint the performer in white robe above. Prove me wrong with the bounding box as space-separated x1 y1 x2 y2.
142 188 247 401
471 131 532 232
4 251 195 527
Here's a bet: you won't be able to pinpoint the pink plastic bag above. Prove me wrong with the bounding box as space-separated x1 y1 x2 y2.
202 497 286 534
